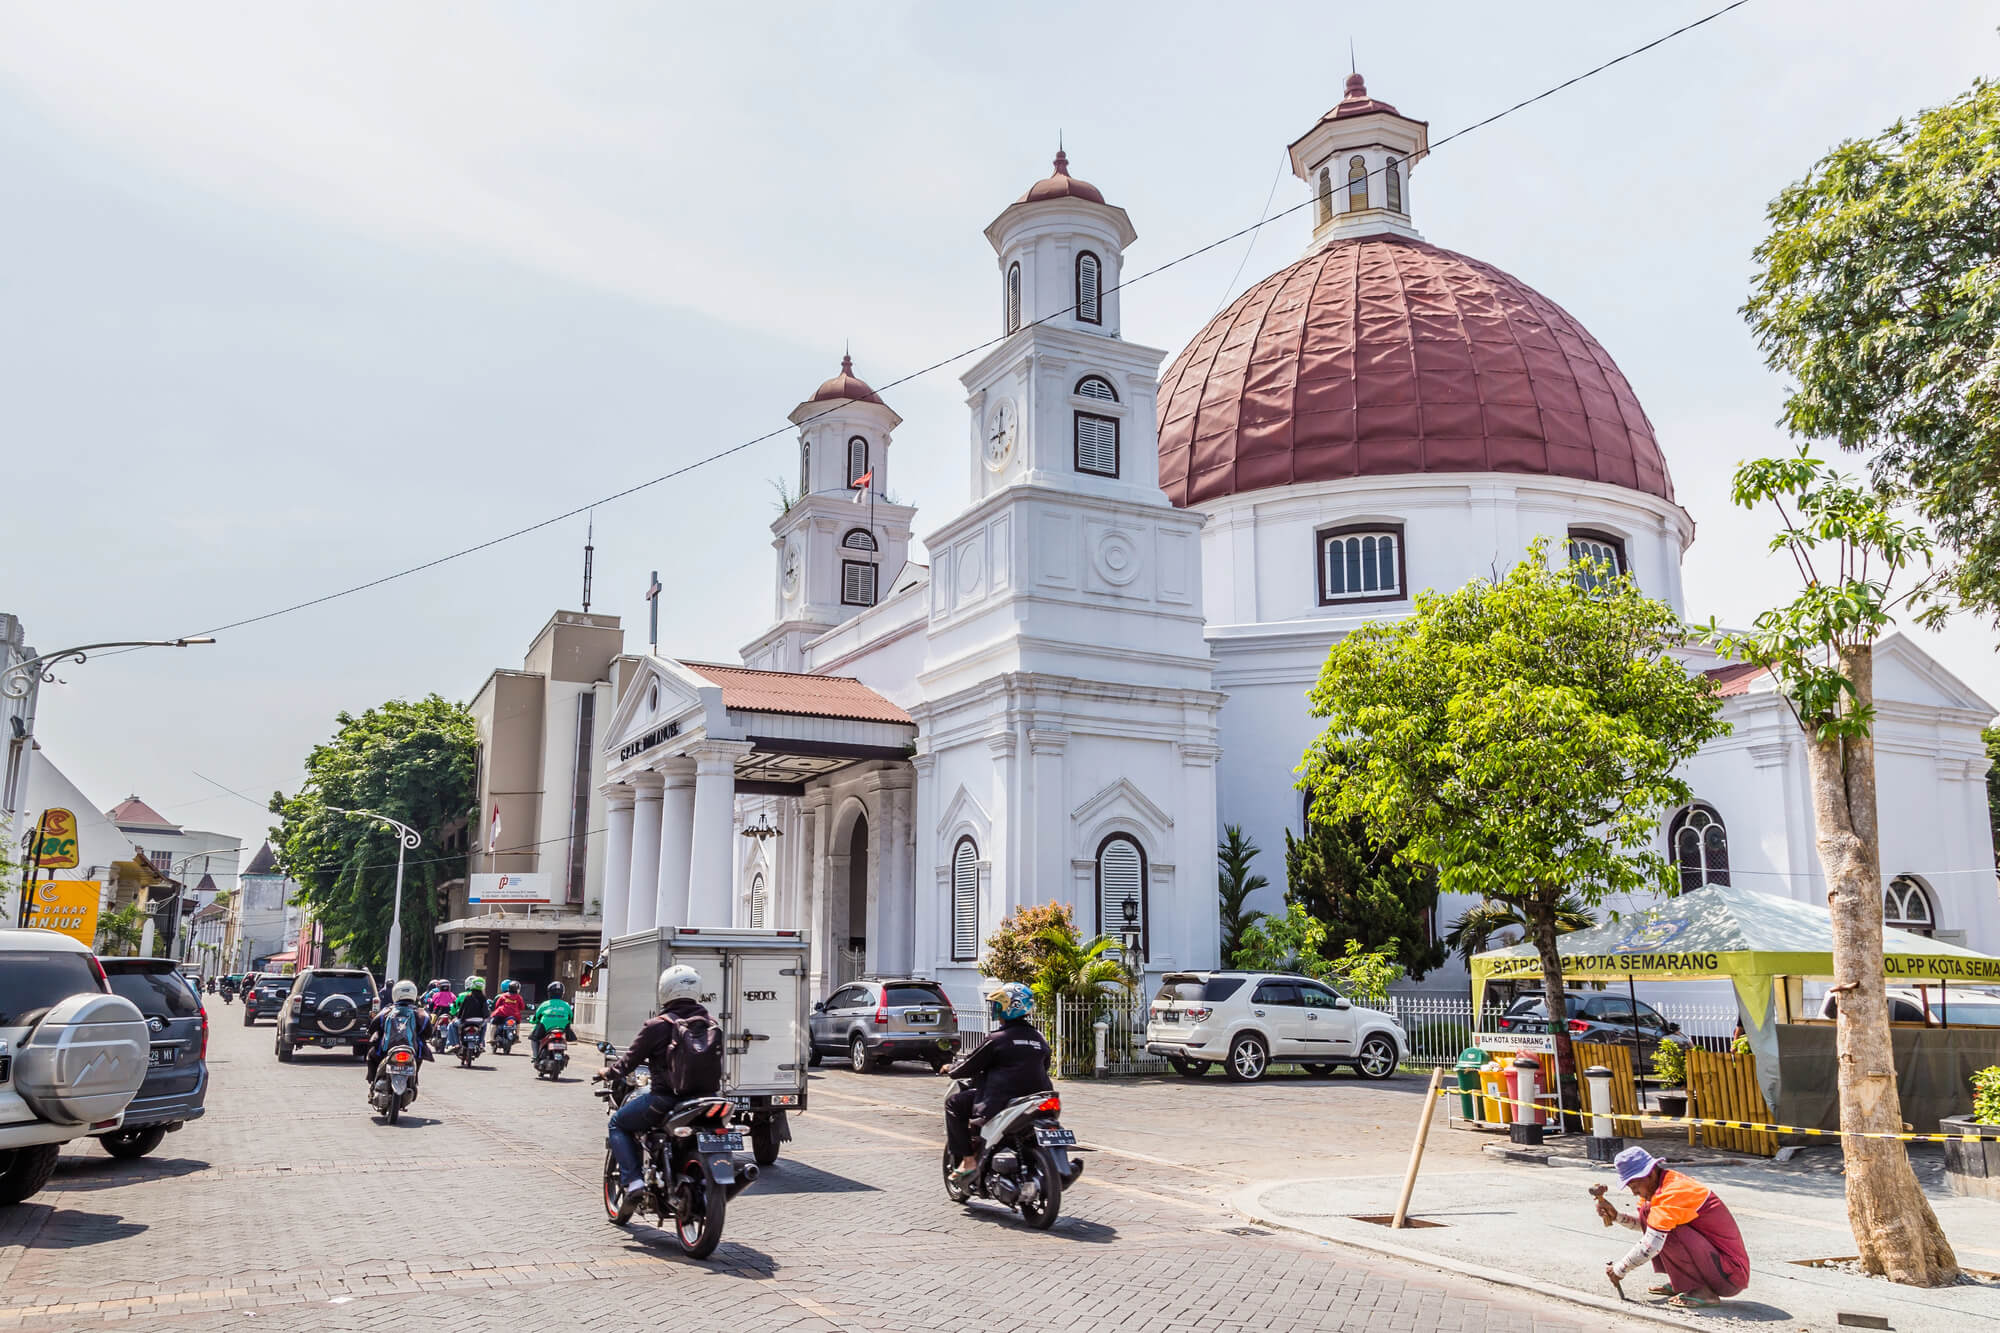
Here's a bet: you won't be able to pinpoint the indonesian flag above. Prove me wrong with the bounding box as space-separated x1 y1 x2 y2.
489 802 502 850
850 470 873 502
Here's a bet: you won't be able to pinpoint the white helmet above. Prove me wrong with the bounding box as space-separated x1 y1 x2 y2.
658 965 702 1009
391 980 418 1003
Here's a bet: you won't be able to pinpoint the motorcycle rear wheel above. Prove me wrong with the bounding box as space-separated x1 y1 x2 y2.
673 1166 727 1259
941 1148 973 1204
602 1150 636 1225
1016 1145 1063 1230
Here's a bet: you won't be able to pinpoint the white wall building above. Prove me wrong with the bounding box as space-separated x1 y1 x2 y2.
592 77 1997 1013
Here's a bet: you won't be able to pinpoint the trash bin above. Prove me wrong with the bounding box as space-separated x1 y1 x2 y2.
1455 1047 1486 1121
1479 1061 1509 1124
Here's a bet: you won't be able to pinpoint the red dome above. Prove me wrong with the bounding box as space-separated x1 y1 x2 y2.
1156 235 1672 508
809 354 883 405
1017 149 1106 206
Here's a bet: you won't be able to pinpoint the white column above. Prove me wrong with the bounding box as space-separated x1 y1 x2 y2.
687 742 751 925
600 785 635 946
655 762 696 928
626 773 665 936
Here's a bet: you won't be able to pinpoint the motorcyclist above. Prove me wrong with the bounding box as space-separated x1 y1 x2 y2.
941 981 1053 1187
529 982 575 1058
445 975 490 1051
363 980 435 1088
594 965 721 1203
490 980 526 1039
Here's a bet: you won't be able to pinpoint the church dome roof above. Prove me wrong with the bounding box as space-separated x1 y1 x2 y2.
809 354 883 405
1155 234 1673 508
1017 149 1106 206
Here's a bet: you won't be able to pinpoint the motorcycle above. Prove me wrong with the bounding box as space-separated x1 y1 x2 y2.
941 1080 1083 1230
457 1018 486 1067
533 1032 570 1080
369 1043 421 1124
593 1041 757 1259
220 984 236 1005
491 1015 519 1056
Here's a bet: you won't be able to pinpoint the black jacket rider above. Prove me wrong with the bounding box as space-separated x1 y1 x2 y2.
602 996 713 1094
949 1016 1053 1116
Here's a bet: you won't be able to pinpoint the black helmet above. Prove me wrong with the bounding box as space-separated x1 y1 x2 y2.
547 982 565 999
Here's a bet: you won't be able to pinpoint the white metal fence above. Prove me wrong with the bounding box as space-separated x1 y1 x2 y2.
1049 993 1166 1078
1388 994 1742 1068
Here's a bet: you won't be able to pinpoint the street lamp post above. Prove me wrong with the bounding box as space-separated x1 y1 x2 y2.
327 807 420 985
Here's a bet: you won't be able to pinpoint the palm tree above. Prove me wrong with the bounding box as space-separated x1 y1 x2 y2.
1443 895 1597 966
1217 825 1269 964
1029 926 1134 1014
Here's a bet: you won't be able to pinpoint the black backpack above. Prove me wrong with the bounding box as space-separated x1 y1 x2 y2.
665 1013 725 1096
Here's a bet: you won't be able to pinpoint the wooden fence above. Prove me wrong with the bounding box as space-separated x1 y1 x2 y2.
1686 1046 1777 1156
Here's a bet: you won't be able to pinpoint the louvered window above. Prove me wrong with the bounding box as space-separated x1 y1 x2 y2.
1075 251 1101 325
1386 158 1403 212
1075 374 1117 403
1319 527 1403 603
1316 166 1333 224
1095 835 1146 959
1006 263 1022 334
799 439 810 499
749 873 767 929
1347 155 1369 212
1074 412 1119 477
841 560 877 607
951 837 979 961
847 436 869 487
842 528 877 552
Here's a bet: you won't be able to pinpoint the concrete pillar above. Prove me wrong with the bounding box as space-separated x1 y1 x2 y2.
802 791 830 997
882 778 916 975
655 763 696 928
626 773 665 936
600 786 635 946
687 742 751 925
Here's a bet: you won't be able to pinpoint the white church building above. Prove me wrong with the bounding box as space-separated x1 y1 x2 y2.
595 76 1999 1008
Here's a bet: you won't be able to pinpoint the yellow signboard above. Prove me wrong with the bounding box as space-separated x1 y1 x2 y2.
26 880 102 945
33 808 80 870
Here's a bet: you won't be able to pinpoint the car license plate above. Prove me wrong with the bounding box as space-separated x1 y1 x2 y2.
697 1131 744 1153
1034 1127 1076 1147
906 1011 935 1026
1159 1011 1178 1024
148 1046 178 1067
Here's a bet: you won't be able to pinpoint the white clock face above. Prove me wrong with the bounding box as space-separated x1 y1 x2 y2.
984 398 1018 470
780 542 801 599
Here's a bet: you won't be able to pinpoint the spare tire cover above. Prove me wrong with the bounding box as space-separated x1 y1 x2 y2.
16 991 148 1126
315 993 358 1034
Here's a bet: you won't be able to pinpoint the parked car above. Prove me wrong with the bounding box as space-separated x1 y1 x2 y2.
808 978 961 1072
1818 986 2000 1027
0 929 148 1205
95 958 209 1158
1144 971 1407 1082
273 968 378 1061
1495 990 1681 1061
241 973 293 1026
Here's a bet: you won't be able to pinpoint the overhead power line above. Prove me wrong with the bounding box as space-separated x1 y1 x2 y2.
116 1 1750 651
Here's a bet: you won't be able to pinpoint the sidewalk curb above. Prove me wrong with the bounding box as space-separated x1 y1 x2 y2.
1234 1187 1694 1331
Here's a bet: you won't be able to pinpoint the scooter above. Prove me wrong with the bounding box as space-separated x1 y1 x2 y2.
369 1044 421 1124
941 1080 1084 1230
533 1031 570 1080
491 1015 519 1056
457 1018 486 1067
594 1042 758 1259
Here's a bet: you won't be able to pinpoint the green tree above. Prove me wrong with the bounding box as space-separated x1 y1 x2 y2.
980 901 1077 986
1710 449 1957 1285
1300 540 1726 1112
1285 813 1445 979
1216 825 1268 962
1441 895 1598 968
94 901 146 955
1745 79 2000 621
269 695 476 979
1232 900 1405 1009
1025 926 1133 1015
1983 725 1999 859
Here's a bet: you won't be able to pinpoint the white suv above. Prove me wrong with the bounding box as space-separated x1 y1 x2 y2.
1144 971 1406 1083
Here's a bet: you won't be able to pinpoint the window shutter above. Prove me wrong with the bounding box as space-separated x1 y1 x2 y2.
749 873 766 929
842 561 878 607
1076 253 1100 323
847 436 869 486
843 528 877 552
799 440 810 498
1007 263 1021 333
1074 413 1119 476
1386 158 1403 212
1097 837 1144 957
1075 375 1117 402
951 839 978 961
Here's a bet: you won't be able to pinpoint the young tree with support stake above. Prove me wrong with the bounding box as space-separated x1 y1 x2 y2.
1298 540 1726 1117
1710 450 1959 1286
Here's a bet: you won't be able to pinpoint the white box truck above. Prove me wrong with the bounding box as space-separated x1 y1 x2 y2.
590 926 808 1166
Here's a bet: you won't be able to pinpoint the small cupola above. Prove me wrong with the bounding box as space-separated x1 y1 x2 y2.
1287 72 1429 249
985 146 1138 339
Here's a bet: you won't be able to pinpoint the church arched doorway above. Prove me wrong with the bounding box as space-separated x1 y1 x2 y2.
845 814 869 982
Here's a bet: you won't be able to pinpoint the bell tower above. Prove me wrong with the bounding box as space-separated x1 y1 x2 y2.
1288 72 1429 249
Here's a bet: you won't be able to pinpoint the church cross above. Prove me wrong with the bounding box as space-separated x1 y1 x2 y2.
644 570 663 654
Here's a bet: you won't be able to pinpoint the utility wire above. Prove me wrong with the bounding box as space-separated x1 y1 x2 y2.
107 1 1750 652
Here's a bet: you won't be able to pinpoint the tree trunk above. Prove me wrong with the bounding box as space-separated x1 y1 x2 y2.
1526 897 1579 1122
1809 647 1959 1284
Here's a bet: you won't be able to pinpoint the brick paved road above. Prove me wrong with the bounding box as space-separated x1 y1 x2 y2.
0 1006 1655 1332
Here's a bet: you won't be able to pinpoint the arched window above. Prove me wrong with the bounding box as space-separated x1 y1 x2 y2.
951 836 979 961
1668 804 1730 893
846 436 870 488
1385 157 1403 213
799 438 811 500
1318 524 1405 604
1006 262 1022 334
748 872 767 929
1316 166 1333 225
1075 251 1101 325
1346 155 1369 212
1886 875 1936 936
1074 374 1118 403
1568 529 1627 591
1096 835 1147 959
842 528 878 552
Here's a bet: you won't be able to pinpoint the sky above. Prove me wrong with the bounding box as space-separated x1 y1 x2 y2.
2 1 1995 855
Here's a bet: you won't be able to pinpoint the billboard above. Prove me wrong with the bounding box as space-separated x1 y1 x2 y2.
32 808 80 870
25 880 102 945
469 872 552 906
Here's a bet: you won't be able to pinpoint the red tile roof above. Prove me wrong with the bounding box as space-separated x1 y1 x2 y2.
1703 662 1770 697
108 795 178 829
683 663 913 726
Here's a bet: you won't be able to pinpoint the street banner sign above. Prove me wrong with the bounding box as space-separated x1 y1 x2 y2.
469 872 552 905
26 880 101 944
32 808 80 869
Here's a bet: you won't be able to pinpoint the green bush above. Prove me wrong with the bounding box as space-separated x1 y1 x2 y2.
1651 1037 1686 1087
1973 1066 2000 1126
1731 1034 1752 1056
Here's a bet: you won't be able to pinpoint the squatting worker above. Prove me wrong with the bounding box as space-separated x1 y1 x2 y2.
1597 1147 1749 1310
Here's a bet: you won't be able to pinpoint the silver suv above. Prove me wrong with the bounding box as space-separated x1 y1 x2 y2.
1 929 148 1204
1144 970 1406 1083
808 978 962 1072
